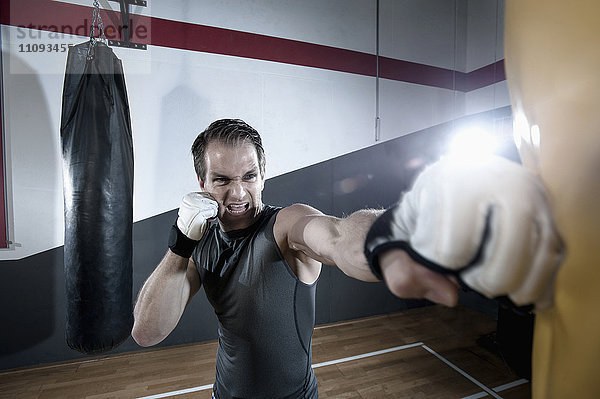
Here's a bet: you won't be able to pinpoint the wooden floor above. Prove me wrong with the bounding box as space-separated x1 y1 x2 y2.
0 305 530 398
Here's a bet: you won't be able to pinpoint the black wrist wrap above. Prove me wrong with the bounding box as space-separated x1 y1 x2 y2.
364 205 404 281
365 204 471 283
168 223 199 259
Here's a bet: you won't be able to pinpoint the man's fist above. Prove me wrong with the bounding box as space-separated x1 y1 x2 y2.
365 155 564 312
176 192 219 241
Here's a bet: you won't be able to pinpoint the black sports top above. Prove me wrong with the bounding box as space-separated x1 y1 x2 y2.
192 206 319 398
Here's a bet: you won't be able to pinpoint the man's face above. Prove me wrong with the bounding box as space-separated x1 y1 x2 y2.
199 141 265 232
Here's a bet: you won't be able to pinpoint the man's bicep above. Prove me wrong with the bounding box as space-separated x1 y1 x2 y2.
283 204 340 265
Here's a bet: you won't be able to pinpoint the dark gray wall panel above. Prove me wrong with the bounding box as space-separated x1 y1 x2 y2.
0 248 63 364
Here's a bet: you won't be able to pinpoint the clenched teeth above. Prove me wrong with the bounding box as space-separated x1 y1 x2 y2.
227 203 249 214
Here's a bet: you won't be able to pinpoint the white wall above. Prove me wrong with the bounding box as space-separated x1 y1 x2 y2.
0 0 507 260
464 0 509 113
378 0 464 142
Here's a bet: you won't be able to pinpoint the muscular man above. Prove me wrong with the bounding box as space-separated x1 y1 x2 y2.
133 119 561 398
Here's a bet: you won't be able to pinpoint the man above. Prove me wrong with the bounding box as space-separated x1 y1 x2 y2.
133 119 561 398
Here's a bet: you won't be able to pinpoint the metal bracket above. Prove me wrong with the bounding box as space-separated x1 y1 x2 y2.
106 0 148 50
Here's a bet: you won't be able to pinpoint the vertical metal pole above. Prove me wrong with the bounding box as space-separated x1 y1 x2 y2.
493 0 499 129
119 0 131 44
375 0 381 141
0 27 8 248
451 0 458 133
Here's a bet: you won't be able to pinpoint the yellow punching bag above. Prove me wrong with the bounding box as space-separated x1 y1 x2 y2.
504 1 600 397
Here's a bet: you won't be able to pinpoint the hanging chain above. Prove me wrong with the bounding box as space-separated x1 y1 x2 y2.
87 0 107 59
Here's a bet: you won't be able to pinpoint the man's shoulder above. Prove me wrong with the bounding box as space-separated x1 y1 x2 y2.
275 203 323 224
270 203 323 240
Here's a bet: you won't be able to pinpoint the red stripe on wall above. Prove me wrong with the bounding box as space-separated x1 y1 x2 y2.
379 56 457 90
150 16 377 78
1 0 98 40
1 0 504 92
458 60 506 92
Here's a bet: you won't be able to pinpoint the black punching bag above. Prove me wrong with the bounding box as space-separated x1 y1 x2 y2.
60 41 134 354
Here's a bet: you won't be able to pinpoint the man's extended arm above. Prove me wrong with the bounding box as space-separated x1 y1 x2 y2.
283 204 460 306
284 155 563 311
286 206 381 281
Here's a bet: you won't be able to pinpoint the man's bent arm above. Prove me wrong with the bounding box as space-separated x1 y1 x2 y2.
131 250 201 347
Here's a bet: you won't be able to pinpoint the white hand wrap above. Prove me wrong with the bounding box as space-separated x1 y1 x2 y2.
365 155 564 312
176 192 219 240
168 193 219 258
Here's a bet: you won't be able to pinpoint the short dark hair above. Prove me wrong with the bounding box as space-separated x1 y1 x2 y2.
191 119 266 181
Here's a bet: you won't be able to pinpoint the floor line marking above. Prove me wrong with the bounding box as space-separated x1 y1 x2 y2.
493 378 529 392
311 342 424 368
421 344 503 399
313 315 388 330
137 383 214 399
461 392 488 399
460 378 529 399
137 342 514 399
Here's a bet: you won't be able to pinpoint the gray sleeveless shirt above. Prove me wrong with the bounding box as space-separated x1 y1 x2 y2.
193 206 319 398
